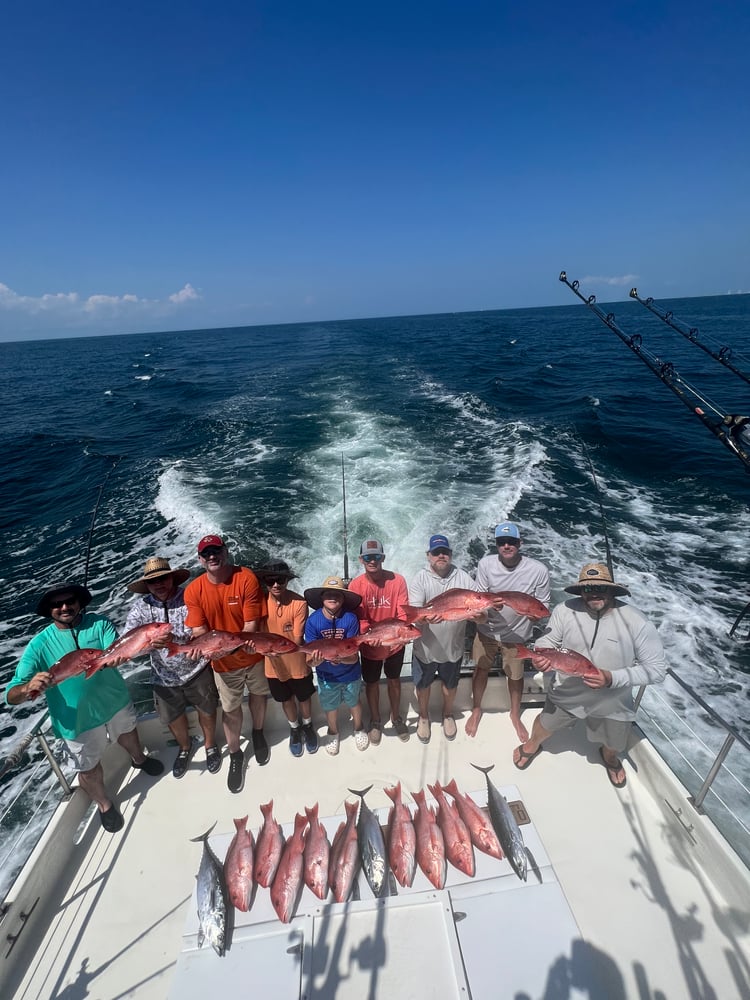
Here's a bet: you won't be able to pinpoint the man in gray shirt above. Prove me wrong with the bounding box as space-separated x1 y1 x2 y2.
467 521 550 741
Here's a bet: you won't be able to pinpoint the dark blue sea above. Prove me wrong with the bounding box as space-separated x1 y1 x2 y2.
1 293 749 884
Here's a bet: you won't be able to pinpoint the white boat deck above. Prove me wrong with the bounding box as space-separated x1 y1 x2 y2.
4 677 750 999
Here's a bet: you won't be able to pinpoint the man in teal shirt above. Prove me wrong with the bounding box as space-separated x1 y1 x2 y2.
6 582 163 832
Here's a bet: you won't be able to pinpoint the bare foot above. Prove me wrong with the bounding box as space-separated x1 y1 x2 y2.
465 708 482 738
511 715 529 743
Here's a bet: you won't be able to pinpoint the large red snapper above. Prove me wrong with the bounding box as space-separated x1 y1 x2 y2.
98 623 173 667
329 800 360 903
270 813 308 923
303 637 361 661
244 632 299 655
45 648 107 690
428 782 475 878
442 779 503 860
254 800 284 888
492 591 550 620
356 619 421 650
303 804 330 901
165 629 252 660
384 782 416 888
515 644 599 679
224 816 255 912
404 589 504 623
411 789 446 890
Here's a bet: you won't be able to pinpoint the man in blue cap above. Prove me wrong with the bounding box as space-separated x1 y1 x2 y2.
467 521 550 740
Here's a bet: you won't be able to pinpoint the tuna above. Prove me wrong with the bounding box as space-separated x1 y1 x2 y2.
191 824 229 956
302 637 362 661
515 644 599 679
348 785 389 898
46 648 107 689
165 629 252 661
270 813 308 923
443 778 503 860
355 619 422 650
254 800 285 888
303 803 330 900
329 800 361 903
411 789 446 890
492 591 550 620
384 782 417 888
97 623 174 667
224 816 255 912
471 763 527 882
428 782 475 878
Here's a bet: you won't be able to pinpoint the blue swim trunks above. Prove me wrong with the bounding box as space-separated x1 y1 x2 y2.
317 676 362 712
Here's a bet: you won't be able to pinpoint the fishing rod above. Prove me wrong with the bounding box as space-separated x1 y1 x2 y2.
578 437 615 579
629 287 750 387
341 453 350 585
559 272 750 473
82 458 121 588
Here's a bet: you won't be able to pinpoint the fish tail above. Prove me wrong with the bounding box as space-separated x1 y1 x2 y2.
443 778 460 798
411 788 426 806
260 799 274 818
233 815 248 831
383 784 398 803
347 785 373 799
305 803 319 822
470 763 495 776
189 820 217 843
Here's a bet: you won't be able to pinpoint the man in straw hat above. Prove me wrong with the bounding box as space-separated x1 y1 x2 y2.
256 560 318 757
125 557 219 779
512 562 666 788
303 575 369 755
6 581 164 833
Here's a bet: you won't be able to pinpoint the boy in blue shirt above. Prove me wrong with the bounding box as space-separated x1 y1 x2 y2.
303 576 369 755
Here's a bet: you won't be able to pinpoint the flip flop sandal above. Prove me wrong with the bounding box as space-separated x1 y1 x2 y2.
599 747 627 787
514 743 543 770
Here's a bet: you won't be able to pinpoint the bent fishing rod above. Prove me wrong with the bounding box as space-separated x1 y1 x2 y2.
629 288 750 387
559 272 750 473
82 457 121 589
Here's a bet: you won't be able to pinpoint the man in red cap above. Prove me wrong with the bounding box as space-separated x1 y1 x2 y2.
184 536 269 794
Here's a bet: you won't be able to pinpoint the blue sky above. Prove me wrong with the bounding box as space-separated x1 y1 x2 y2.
2 1 749 341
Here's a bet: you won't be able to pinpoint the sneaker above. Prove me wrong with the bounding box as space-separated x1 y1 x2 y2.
172 742 194 779
302 722 319 754
289 726 303 758
392 717 409 742
99 804 124 833
417 716 431 744
252 729 270 766
354 728 370 752
227 750 245 793
442 715 457 741
132 755 164 777
205 745 222 774
368 722 382 746
326 731 340 756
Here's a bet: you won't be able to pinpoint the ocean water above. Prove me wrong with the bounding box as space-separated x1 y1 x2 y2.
1 293 749 887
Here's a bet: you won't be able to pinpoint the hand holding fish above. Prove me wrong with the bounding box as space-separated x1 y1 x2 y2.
25 672 51 701
583 668 612 688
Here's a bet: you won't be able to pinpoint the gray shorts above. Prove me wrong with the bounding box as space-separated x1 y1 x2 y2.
539 698 632 753
153 665 219 725
412 655 461 691
64 703 138 772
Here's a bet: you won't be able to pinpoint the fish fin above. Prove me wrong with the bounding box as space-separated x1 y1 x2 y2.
347 785 373 799
233 816 248 831
470 763 494 776
190 821 217 843
83 657 105 679
383 784 398 802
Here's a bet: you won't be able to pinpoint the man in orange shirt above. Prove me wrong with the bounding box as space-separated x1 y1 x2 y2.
256 560 317 757
348 538 410 744
184 535 269 793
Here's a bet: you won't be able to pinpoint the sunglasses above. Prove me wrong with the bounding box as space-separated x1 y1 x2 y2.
496 538 520 547
200 547 223 558
581 585 611 595
50 597 78 609
429 548 452 556
264 576 288 585
362 554 384 563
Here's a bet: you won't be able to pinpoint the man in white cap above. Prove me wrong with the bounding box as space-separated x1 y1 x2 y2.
125 557 220 779
512 562 666 788
467 521 551 740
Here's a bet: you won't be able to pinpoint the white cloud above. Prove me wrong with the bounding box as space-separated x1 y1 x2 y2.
0 280 202 318
581 274 638 287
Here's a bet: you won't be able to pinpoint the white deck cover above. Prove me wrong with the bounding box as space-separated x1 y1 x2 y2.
4 678 750 999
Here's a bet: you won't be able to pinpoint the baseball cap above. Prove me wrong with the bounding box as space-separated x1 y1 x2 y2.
198 534 225 554
494 522 521 540
360 539 385 556
428 534 451 552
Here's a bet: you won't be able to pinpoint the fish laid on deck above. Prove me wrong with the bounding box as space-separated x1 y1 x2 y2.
442 778 503 860
384 782 417 888
349 785 389 898
471 763 527 882
97 622 174 667
329 800 361 903
224 816 255 912
412 789 446 889
270 813 308 923
191 825 229 957
303 803 330 900
515 643 599 679
254 800 284 888
428 782 475 877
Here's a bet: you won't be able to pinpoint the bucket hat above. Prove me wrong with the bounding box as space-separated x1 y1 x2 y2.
564 562 631 597
255 560 297 583
127 557 190 594
304 575 362 611
35 582 93 618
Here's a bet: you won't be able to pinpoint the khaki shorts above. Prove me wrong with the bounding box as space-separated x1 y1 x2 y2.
472 633 525 681
64 702 138 772
214 664 270 712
